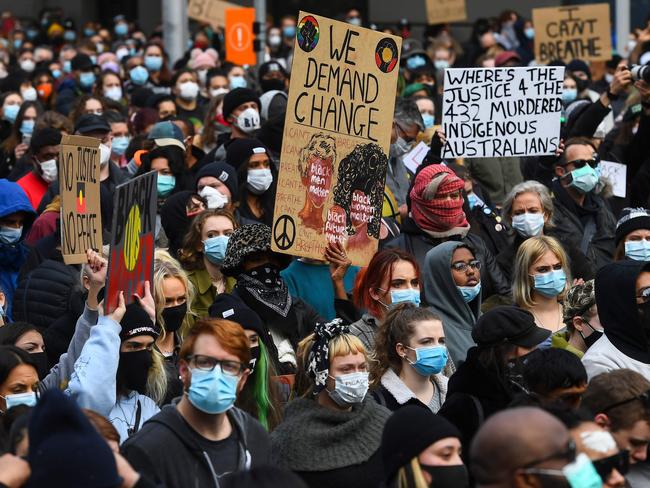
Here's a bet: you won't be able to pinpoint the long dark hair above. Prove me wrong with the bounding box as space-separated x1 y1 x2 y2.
236 155 278 226
0 346 36 387
137 145 189 197
1 101 43 153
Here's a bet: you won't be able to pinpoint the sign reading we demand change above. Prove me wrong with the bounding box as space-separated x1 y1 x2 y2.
441 66 565 159
271 12 401 266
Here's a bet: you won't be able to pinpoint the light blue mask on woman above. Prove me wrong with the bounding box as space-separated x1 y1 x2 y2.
157 174 176 197
457 282 481 303
204 235 230 264
188 367 238 414
625 240 650 261
405 345 448 376
533 269 566 297
390 288 421 307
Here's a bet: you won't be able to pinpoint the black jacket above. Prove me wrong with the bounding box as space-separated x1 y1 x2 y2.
384 218 511 299
122 404 271 488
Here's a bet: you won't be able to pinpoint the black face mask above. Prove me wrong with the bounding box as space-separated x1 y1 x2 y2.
575 77 589 93
260 78 285 93
30 351 49 380
639 302 650 345
117 349 153 394
580 322 603 349
419 464 469 488
161 303 187 332
249 345 260 372
506 349 539 392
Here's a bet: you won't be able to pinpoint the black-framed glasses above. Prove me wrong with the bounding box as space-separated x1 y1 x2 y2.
592 450 629 480
523 438 577 468
636 287 650 303
562 158 599 169
186 354 245 376
602 390 650 413
451 260 482 272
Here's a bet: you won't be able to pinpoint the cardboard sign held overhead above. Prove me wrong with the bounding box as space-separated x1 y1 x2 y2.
104 171 157 314
225 7 256 66
188 0 241 28
270 11 401 266
425 0 467 25
59 135 102 265
533 3 612 63
441 66 565 159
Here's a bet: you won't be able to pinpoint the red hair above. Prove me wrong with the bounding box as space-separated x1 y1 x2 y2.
353 249 420 317
180 318 251 365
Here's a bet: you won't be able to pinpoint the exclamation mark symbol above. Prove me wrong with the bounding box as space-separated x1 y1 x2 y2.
237 27 243 48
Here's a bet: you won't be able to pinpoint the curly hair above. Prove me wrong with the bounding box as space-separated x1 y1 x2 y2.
178 208 238 271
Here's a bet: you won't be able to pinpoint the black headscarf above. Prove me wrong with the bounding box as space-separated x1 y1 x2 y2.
306 319 350 395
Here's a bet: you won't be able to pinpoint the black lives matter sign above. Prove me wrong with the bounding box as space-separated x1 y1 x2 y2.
441 67 565 159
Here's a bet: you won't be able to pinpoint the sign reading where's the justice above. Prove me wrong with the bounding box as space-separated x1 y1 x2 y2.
441 66 565 159
271 12 401 266
533 3 612 63
104 171 157 314
59 135 102 265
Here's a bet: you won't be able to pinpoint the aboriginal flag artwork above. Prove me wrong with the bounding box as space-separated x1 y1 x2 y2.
375 38 399 73
76 182 86 213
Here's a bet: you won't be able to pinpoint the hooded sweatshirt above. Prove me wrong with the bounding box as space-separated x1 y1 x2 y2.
422 241 482 366
582 261 650 380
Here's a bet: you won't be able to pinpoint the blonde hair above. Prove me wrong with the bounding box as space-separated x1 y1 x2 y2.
153 250 195 340
513 235 571 308
396 458 429 488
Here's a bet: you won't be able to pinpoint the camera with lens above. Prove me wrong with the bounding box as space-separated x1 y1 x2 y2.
630 63 650 83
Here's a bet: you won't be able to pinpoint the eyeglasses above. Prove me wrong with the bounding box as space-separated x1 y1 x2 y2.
185 354 245 376
592 450 629 480
602 390 650 413
562 158 599 169
451 260 482 272
636 287 650 303
523 438 576 469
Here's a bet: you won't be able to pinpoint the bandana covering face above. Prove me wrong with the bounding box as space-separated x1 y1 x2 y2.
307 318 350 395
410 164 469 237
237 265 292 317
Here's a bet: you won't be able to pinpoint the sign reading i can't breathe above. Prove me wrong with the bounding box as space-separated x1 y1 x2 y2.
270 11 401 266
441 66 565 159
104 171 157 314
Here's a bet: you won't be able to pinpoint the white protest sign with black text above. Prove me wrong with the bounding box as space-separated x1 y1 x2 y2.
442 66 565 159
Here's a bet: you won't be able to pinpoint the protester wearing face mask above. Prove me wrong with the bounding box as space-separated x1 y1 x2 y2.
136 145 187 206
122 318 271 486
104 111 131 167
0 92 23 127
0 323 48 380
422 242 481 366
97 71 124 104
206 69 230 99
552 280 603 358
258 60 288 94
414 96 436 131
226 138 275 226
210 293 284 432
228 65 248 90
613 208 650 262
271 319 390 488
171 69 206 125
55 53 97 116
382 405 468 488
16 127 60 210
267 27 284 56
0 346 39 415
371 304 449 413
552 137 617 271
583 261 650 380
17 51 36 74
194 161 238 212
159 191 204 260
439 307 550 456
562 75 579 107
0 100 43 181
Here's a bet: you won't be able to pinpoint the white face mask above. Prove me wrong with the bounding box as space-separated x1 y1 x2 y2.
21 87 37 101
269 35 282 48
197 69 207 86
99 143 111 166
210 87 229 98
236 107 261 133
327 372 369 406
104 86 123 101
179 81 199 100
20 59 35 72
247 168 273 194
116 48 129 61
40 158 58 183
199 185 229 209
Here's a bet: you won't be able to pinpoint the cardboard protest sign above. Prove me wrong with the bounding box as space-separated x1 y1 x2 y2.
104 172 157 314
441 66 565 159
188 0 241 28
533 3 612 63
600 160 626 198
425 0 467 25
270 12 401 266
225 7 256 66
59 135 102 265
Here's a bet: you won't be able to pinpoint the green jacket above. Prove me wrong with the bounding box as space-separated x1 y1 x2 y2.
551 331 584 359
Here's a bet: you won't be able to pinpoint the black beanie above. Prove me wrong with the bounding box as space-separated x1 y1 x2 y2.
225 138 269 170
119 302 159 341
30 127 62 153
222 87 261 120
26 389 123 488
381 405 461 481
209 293 266 337
471 306 550 348
615 208 650 246
195 161 239 200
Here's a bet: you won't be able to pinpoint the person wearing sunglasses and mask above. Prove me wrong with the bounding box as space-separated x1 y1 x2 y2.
552 280 603 358
371 303 449 413
382 405 468 488
583 261 650 381
272 319 390 488
551 137 617 271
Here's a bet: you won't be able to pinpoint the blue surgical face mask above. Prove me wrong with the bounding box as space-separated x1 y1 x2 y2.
20 119 34 136
625 240 650 261
569 165 599 194
84 28 96 37
533 269 566 298
63 60 72 73
562 88 577 104
229 75 247 90
283 25 296 38
51 68 62 80
512 213 545 238
204 235 230 264
458 282 481 303
524 27 535 39
115 23 128 36
1 391 37 411
562 453 603 488
188 367 238 414
144 55 163 72
157 174 176 197
63 30 76 42
390 288 421 307
129 65 149 85
79 71 96 88
3 104 20 123
0 225 22 244
434 59 449 70
405 345 448 376
421 113 435 129
112 135 130 156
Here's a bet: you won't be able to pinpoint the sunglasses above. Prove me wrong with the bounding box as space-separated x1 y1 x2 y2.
524 438 577 468
562 158 599 169
591 450 629 480
602 390 650 413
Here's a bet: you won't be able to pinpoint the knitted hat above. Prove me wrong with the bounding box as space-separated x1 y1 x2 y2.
71 53 94 71
258 60 288 80
209 293 266 337
615 208 650 246
225 138 268 170
222 88 261 120
472 306 550 348
221 223 279 276
30 127 62 153
566 59 590 77
119 303 159 341
563 280 596 324
192 51 217 69
381 405 461 481
195 161 238 200
26 389 123 488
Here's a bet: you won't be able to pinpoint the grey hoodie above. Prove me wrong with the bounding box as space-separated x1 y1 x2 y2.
422 241 482 366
